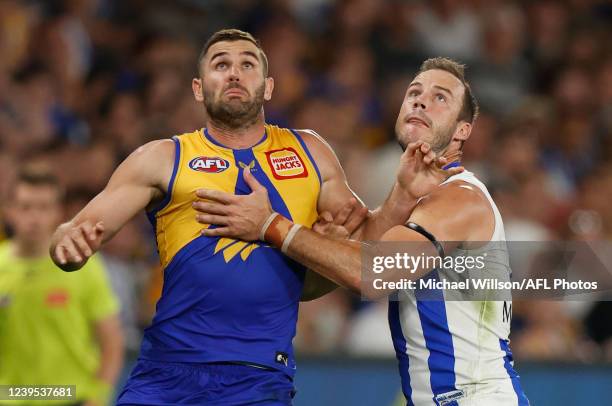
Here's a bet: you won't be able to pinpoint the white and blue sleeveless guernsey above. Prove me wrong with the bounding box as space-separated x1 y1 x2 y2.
389 170 530 406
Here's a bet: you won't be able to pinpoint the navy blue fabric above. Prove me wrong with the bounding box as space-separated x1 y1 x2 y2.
117 360 295 405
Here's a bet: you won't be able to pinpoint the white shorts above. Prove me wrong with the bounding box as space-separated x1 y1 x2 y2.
447 383 529 406
456 393 528 406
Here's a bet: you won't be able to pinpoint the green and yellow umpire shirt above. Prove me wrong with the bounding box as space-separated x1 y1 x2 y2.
0 241 119 404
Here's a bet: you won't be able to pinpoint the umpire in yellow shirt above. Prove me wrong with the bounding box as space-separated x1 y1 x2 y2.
0 167 123 406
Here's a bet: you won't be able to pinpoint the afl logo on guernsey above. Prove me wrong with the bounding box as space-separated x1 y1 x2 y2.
189 156 230 173
265 147 308 179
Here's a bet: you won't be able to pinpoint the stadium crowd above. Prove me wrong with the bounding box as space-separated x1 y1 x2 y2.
1 0 612 369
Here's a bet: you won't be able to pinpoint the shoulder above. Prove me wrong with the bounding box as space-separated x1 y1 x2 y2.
122 138 176 175
417 180 490 215
408 180 494 241
381 181 493 242
293 129 343 182
113 138 176 185
293 129 332 154
131 138 176 160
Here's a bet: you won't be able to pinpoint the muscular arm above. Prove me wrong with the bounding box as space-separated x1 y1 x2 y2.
50 139 174 271
297 130 454 299
298 129 417 241
274 182 494 298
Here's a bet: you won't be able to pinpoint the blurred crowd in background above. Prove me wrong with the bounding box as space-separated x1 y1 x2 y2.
1 0 612 367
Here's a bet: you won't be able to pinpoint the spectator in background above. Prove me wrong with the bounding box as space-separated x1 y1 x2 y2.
570 168 612 361
470 3 531 116
411 0 482 62
295 290 352 355
344 301 395 357
525 0 570 92
510 300 582 361
0 166 123 406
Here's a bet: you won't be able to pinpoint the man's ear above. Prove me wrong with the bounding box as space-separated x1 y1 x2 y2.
453 121 472 143
264 77 274 101
192 78 204 102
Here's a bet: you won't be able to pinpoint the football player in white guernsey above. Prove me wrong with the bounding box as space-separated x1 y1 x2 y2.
193 57 530 406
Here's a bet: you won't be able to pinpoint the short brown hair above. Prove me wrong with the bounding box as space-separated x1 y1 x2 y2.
417 57 479 124
198 29 269 76
14 165 64 202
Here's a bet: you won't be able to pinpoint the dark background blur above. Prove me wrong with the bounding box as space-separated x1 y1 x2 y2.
1 0 611 404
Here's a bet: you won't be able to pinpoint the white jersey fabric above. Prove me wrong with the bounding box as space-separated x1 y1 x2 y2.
388 170 529 406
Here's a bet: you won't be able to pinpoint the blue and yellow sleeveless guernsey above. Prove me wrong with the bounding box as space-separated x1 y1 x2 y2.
141 124 320 377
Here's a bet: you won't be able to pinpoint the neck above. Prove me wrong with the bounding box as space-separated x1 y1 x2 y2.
206 113 266 149
13 238 49 259
438 143 462 163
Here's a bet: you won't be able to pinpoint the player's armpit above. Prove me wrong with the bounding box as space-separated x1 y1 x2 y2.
300 270 339 301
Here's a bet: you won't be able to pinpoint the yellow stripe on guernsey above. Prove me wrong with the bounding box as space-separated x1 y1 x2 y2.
149 125 321 268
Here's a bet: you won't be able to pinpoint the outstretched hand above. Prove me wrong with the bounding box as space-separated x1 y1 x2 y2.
397 141 464 200
51 220 105 271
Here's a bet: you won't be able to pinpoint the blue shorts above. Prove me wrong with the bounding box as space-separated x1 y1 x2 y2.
116 359 296 405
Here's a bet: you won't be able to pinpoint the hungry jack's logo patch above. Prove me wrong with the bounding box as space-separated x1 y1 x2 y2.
265 148 308 179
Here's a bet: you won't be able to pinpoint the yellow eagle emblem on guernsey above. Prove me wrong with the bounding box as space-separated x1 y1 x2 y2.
214 238 259 263
238 161 256 170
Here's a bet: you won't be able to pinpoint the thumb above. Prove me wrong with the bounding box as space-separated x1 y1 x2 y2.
94 221 105 239
244 167 263 192
319 211 333 223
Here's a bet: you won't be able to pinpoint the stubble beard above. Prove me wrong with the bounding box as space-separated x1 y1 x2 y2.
397 120 457 153
429 122 455 153
204 83 265 130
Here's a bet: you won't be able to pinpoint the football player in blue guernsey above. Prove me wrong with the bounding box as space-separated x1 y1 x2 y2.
49 29 460 405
